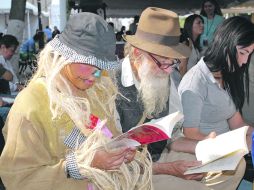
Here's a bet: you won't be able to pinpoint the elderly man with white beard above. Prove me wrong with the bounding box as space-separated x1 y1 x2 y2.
114 7 190 164
114 7 244 190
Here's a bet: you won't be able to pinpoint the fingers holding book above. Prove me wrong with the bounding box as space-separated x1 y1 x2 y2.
91 146 137 170
170 160 205 180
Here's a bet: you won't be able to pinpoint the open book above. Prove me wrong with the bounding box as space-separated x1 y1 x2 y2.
106 111 184 149
184 126 249 175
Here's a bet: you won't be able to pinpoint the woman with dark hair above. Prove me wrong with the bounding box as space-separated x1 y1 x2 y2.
179 15 254 157
175 16 254 190
0 34 23 93
182 14 204 70
172 14 204 88
199 0 224 48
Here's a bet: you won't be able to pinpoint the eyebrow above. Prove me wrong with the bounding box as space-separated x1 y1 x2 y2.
242 49 250 53
237 46 250 54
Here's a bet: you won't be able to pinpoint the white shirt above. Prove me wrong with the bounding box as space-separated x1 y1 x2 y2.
0 55 18 92
121 55 140 88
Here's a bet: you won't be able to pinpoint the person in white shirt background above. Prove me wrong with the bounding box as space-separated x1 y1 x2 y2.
0 34 24 94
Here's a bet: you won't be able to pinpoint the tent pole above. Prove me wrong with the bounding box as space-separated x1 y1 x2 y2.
27 11 31 39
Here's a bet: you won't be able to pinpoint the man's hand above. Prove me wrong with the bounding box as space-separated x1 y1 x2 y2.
169 160 204 180
153 160 204 181
123 147 136 164
91 147 136 170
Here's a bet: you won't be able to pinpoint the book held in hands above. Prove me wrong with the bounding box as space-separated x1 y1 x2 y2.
107 111 184 149
184 126 249 175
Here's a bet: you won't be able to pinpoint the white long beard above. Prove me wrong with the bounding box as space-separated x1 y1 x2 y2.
137 57 170 117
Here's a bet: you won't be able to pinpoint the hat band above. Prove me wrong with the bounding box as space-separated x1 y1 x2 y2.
135 30 180 46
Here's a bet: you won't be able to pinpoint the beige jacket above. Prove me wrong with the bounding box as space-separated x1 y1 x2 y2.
0 78 118 190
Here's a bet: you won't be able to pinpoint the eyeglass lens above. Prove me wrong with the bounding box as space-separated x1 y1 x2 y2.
149 54 180 69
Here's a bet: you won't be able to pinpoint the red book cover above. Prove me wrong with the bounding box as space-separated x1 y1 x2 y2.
107 111 183 149
123 124 169 145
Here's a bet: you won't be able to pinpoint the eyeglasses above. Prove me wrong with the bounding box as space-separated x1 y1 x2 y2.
148 53 180 70
93 70 101 78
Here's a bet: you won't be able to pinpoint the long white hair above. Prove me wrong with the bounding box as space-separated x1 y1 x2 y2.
29 44 117 134
29 44 153 190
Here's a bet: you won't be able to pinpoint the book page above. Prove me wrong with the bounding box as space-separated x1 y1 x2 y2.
184 150 246 175
151 111 184 138
184 126 249 174
106 138 141 149
111 111 183 147
195 126 249 164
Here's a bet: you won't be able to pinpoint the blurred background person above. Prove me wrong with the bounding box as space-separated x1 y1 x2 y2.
52 26 61 39
129 15 140 34
199 0 224 49
119 26 126 36
172 14 204 89
20 33 40 57
43 25 52 42
108 22 115 31
0 35 23 94
181 14 204 71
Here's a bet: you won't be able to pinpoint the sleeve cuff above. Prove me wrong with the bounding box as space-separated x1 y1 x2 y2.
65 151 86 180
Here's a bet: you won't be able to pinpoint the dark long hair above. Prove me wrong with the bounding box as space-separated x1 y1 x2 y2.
200 0 223 17
204 16 254 111
0 34 19 48
182 14 204 51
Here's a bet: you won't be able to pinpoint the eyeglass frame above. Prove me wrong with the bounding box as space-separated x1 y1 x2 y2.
148 53 181 70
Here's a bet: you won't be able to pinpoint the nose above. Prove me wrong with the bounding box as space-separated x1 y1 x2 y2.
242 60 248 65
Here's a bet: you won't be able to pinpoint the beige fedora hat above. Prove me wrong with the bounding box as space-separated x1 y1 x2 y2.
124 7 191 59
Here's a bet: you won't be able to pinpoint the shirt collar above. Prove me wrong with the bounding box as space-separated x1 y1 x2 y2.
198 57 217 84
198 57 225 89
121 55 140 88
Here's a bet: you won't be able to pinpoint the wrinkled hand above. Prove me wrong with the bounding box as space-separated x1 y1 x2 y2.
123 147 136 164
170 160 205 180
91 147 136 170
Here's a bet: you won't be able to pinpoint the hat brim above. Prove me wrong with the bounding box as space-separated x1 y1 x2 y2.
124 35 191 59
49 36 119 70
